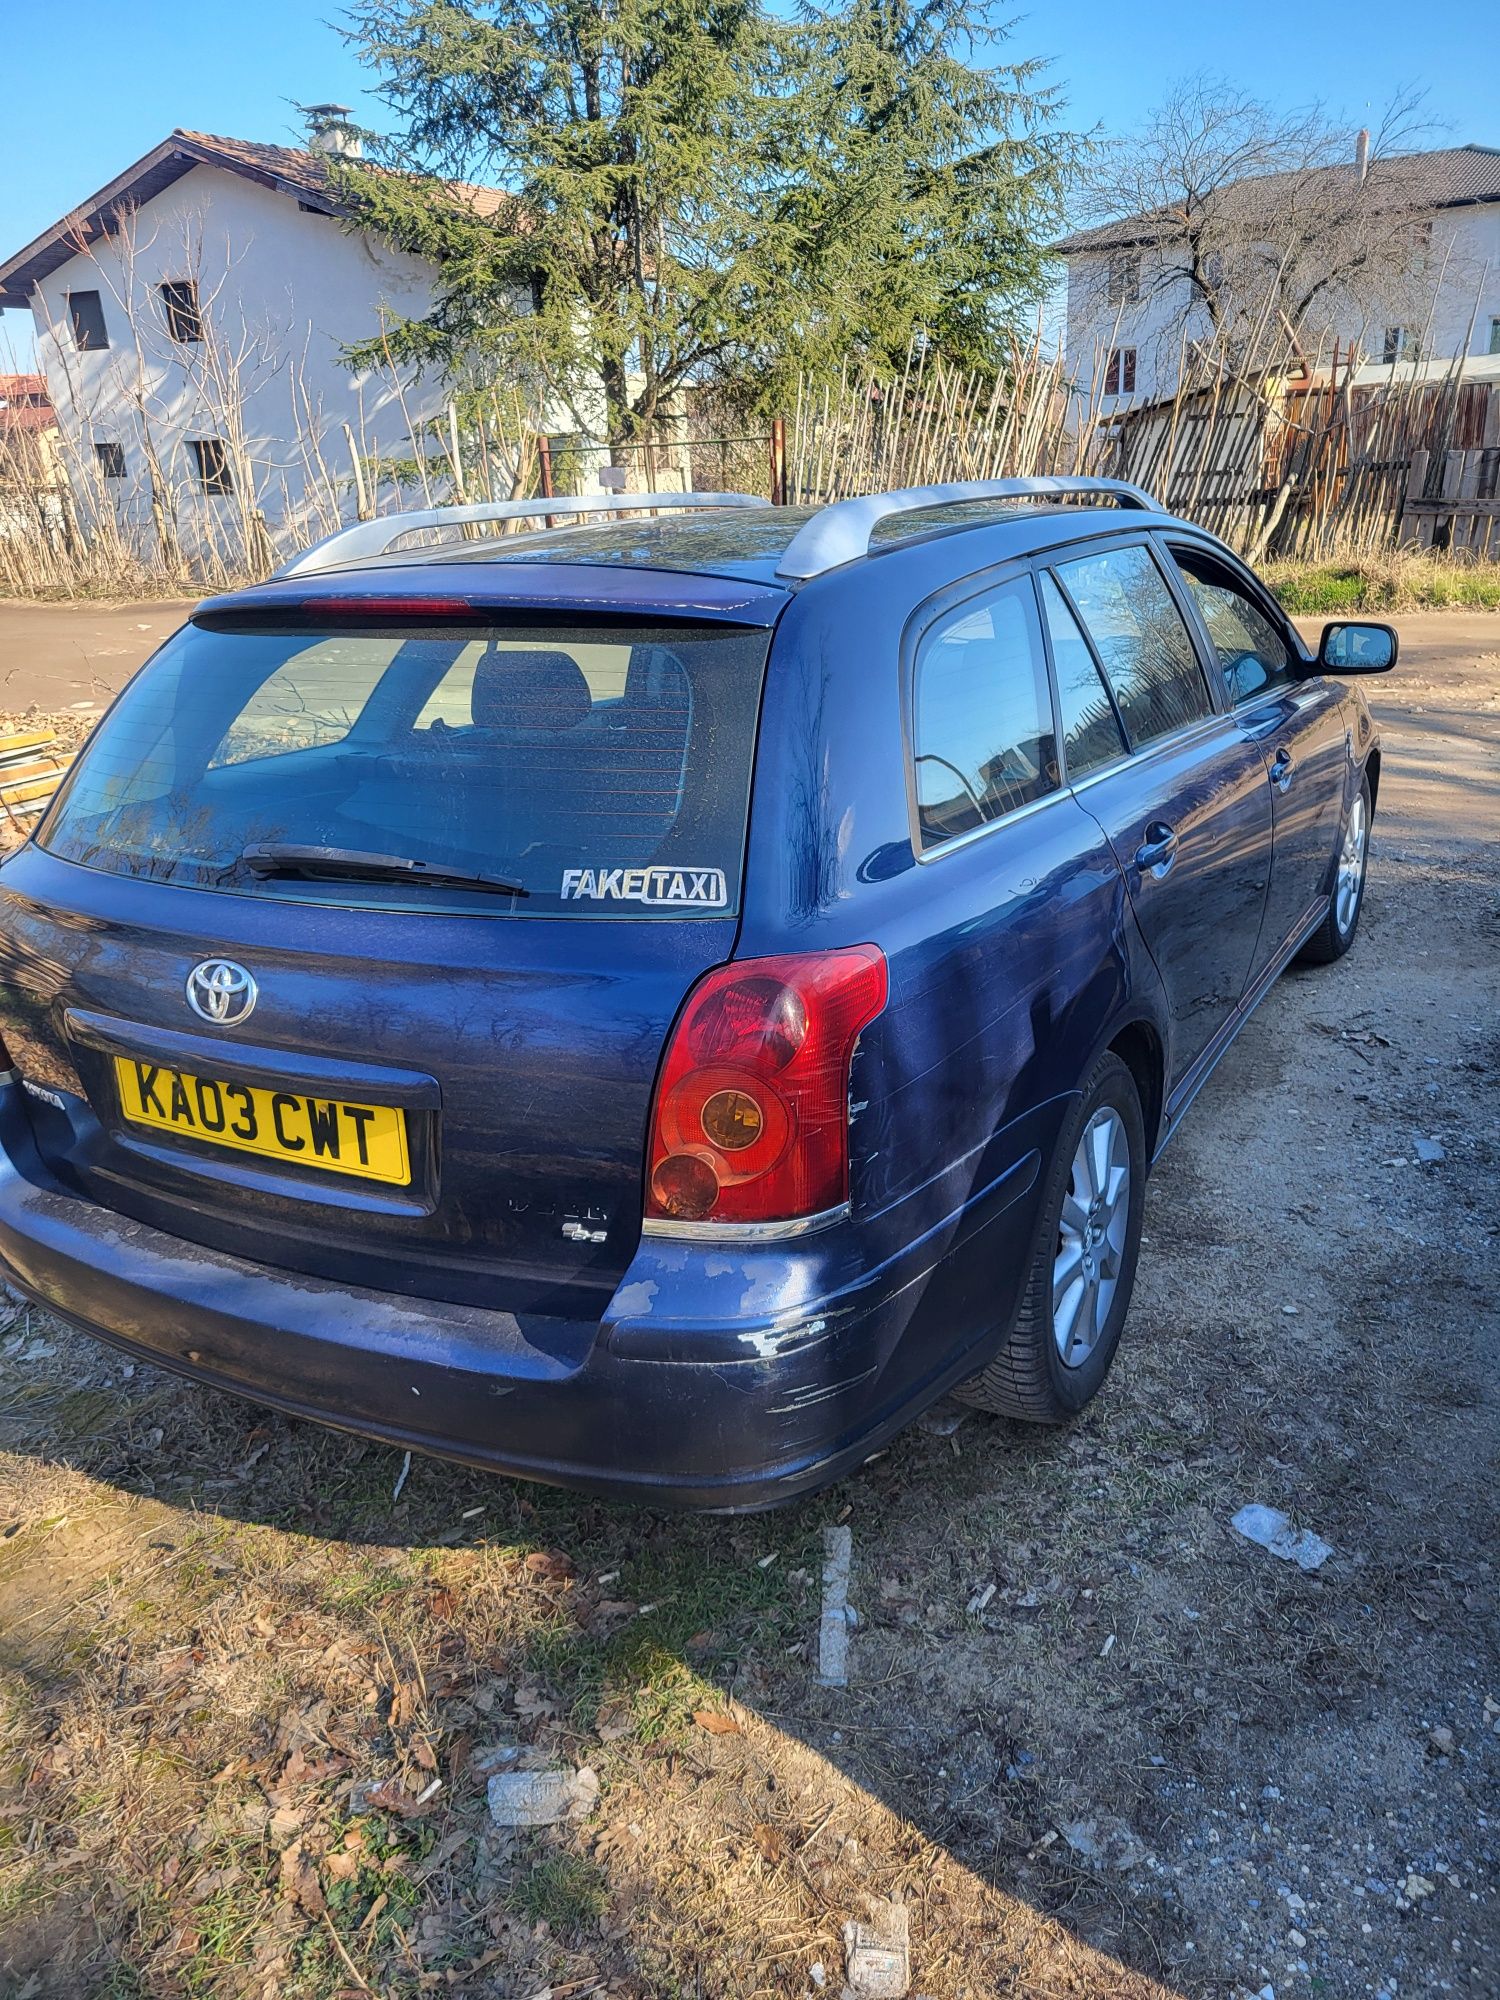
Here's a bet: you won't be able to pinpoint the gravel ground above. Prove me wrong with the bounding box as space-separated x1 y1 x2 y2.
0 613 1494 1999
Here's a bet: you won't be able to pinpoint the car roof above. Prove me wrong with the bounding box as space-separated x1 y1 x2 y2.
301 497 1182 587
199 492 1200 623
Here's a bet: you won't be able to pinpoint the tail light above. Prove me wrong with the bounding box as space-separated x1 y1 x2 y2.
645 947 888 1228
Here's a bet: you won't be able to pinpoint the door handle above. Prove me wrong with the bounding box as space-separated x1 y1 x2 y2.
1269 746 1296 791
1134 822 1179 875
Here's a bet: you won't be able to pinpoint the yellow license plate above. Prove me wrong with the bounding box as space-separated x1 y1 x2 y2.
114 1057 411 1186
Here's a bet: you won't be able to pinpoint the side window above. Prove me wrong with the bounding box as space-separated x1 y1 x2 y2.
912 577 1057 849
1170 548 1297 703
1055 544 1211 748
1038 573 1128 777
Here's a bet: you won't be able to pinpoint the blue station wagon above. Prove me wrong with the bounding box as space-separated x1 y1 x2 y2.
0 480 1395 1508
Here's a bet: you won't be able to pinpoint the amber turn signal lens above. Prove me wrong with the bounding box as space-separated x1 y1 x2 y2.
700 1087 763 1152
649 1151 720 1220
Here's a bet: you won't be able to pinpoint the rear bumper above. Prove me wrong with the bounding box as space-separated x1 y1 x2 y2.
0 1084 1040 1510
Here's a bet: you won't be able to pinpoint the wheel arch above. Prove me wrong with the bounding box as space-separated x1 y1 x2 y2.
1107 1018 1166 1164
1364 744 1381 812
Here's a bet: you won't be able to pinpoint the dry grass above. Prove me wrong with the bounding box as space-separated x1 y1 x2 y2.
1266 547 1500 615
0 638 1497 1998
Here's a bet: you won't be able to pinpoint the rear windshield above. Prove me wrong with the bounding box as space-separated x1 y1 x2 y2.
39 619 772 917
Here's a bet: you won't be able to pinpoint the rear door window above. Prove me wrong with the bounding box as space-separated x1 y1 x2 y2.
911 576 1058 848
40 619 771 917
1055 544 1213 747
1038 572 1129 778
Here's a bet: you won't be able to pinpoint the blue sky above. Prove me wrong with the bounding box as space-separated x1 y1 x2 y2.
1 0 1493 358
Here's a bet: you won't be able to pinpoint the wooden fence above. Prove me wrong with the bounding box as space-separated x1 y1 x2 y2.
1401 443 1500 557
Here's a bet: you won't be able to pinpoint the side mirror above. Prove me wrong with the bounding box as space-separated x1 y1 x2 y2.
1317 621 1398 673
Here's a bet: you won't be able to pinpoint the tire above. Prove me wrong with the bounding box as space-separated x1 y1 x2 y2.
1297 773 1371 966
955 1050 1146 1424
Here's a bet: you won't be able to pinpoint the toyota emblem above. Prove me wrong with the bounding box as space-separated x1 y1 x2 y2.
185 959 258 1026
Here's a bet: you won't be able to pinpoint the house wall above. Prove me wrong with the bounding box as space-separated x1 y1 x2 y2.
1065 200 1500 407
1424 205 1500 358
27 163 450 551
1064 250 1211 415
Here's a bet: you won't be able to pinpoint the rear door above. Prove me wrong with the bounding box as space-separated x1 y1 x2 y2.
0 607 775 1319
1037 540 1273 1096
1165 539 1349 965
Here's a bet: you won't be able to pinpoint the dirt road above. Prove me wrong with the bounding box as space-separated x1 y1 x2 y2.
0 597 194 714
0 615 1496 1999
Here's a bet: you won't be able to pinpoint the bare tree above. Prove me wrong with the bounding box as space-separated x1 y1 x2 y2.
1072 78 1444 368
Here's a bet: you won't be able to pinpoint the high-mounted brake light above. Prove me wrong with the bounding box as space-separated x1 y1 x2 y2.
645 947 888 1228
309 596 475 618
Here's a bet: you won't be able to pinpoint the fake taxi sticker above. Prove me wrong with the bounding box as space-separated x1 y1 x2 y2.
561 865 728 908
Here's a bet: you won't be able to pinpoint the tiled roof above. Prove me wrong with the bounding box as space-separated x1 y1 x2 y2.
0 130 510 306
0 373 55 433
174 130 511 218
1057 143 1500 256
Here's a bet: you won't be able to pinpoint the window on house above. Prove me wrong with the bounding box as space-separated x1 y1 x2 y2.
158 279 203 344
1383 326 1420 364
1104 347 1137 396
1488 317 1500 357
1107 252 1140 306
66 290 108 351
94 442 126 480
188 438 233 495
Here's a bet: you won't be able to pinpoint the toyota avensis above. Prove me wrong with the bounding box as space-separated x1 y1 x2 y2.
0 479 1395 1508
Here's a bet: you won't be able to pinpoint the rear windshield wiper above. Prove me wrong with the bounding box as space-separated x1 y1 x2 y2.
238 842 531 897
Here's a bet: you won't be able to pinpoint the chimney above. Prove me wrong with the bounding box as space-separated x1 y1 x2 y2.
1354 128 1371 180
303 104 361 158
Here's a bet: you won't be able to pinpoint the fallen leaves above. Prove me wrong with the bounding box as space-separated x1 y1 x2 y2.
692 1708 741 1736
523 1548 576 1583
281 1744 351 1789
278 1838 326 1917
352 1776 442 1818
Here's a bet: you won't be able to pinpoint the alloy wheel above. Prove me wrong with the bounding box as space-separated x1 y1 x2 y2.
1336 791 1367 936
1053 1106 1131 1368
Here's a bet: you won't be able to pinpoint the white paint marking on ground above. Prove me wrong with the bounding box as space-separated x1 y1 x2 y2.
815 1522 853 1687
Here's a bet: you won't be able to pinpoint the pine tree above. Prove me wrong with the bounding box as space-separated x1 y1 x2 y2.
338 0 1078 445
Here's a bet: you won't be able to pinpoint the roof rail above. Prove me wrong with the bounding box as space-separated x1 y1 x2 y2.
275 490 772 579
773 477 1161 582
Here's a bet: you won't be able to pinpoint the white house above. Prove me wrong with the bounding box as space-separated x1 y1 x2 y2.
0 113 511 557
1059 142 1500 415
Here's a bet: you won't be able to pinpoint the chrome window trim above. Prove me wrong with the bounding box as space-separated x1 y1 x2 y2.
912 781 1063 865
1065 706 1235 802
642 1201 849 1242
